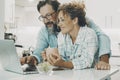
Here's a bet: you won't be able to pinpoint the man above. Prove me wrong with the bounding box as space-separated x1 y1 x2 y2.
20 0 111 70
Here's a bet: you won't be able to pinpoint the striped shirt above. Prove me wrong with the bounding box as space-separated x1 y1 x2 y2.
58 26 98 69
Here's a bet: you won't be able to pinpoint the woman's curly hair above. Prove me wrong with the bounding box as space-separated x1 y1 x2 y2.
58 1 86 27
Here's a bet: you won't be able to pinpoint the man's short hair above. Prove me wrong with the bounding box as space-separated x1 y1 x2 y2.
37 0 60 12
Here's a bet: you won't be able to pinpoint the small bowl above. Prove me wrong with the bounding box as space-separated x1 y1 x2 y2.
37 62 53 75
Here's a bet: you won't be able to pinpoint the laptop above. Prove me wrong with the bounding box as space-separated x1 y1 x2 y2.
0 40 38 74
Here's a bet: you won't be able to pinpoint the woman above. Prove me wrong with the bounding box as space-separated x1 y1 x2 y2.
46 1 98 70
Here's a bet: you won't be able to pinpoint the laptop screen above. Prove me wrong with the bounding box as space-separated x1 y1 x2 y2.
0 40 38 74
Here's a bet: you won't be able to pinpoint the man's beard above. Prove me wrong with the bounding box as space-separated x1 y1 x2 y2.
45 21 60 34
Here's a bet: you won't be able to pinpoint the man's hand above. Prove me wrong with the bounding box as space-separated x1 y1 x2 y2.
95 54 110 70
95 61 110 70
20 56 38 65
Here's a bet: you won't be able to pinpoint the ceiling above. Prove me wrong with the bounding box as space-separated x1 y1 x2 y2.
15 0 40 7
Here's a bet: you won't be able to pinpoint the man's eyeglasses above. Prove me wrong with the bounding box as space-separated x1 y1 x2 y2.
38 12 56 21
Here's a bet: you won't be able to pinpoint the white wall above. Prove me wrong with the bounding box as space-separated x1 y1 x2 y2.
14 6 44 49
15 6 43 27
0 0 5 39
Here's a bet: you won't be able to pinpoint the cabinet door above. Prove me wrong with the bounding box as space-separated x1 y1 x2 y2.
5 0 15 23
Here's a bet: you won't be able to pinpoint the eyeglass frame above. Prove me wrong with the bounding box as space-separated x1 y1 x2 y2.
38 12 56 21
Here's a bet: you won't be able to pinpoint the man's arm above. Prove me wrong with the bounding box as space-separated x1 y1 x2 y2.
100 54 109 63
86 17 111 70
33 27 49 63
95 34 111 70
20 27 49 65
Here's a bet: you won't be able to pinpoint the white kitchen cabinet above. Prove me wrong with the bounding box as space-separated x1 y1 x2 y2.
86 0 120 28
5 0 15 23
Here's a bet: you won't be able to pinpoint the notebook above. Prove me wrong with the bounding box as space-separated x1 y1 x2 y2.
0 40 38 74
